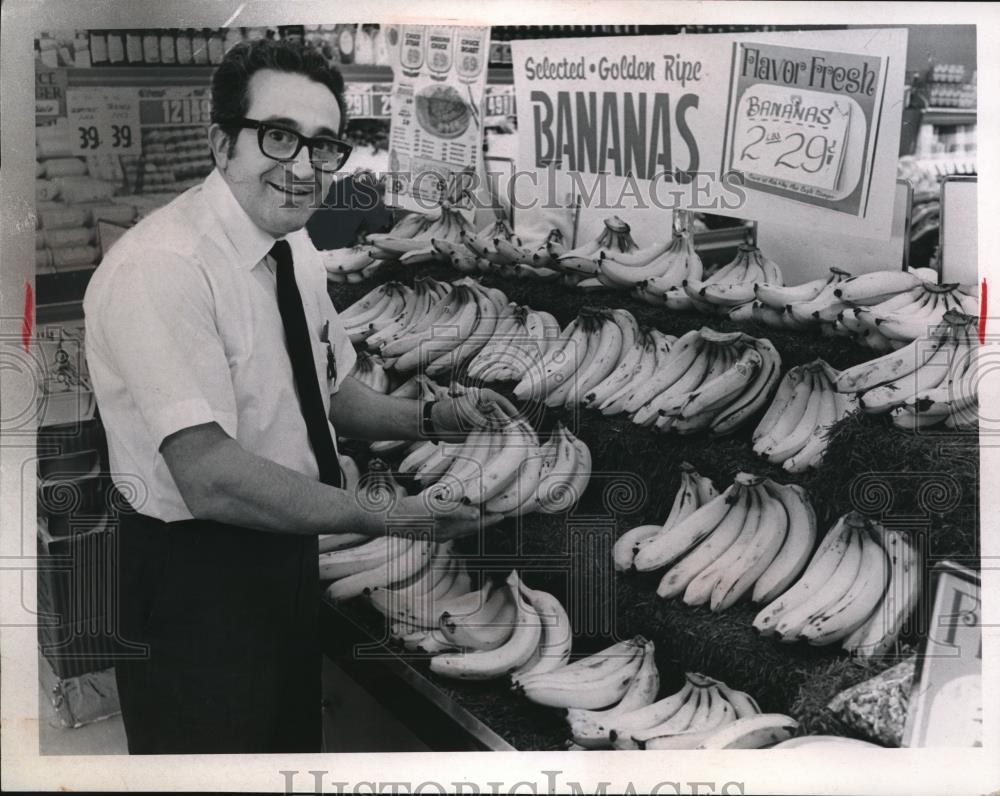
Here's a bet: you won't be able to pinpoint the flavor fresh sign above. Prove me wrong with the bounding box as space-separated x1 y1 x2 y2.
725 43 887 218
512 29 906 240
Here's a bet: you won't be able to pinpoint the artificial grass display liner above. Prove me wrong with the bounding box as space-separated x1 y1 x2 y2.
329 263 979 746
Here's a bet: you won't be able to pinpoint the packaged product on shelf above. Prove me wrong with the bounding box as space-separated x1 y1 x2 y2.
224 27 242 55
175 28 192 65
53 176 116 204
827 656 915 747
36 179 60 202
51 244 101 270
143 29 161 64
336 23 355 64
38 206 89 231
159 29 176 64
106 30 125 64
36 122 74 159
43 228 94 249
88 29 108 66
208 29 225 64
191 29 209 65
125 30 144 64
36 249 54 270
42 158 88 178
373 25 390 66
354 25 375 65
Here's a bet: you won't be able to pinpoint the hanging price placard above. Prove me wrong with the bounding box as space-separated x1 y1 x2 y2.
66 87 141 155
724 42 883 213
343 83 392 119
138 86 212 127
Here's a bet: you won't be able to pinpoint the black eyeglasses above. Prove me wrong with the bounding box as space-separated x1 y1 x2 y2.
230 118 352 172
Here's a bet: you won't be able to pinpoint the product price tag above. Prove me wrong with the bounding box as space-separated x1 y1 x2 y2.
729 84 854 194
66 87 141 155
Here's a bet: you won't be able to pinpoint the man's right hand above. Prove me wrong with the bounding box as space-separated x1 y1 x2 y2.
386 494 504 542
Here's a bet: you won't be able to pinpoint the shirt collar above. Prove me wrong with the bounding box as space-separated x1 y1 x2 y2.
202 168 281 270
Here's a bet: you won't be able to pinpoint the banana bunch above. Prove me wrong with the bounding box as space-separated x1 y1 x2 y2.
447 220 566 281
367 201 476 266
744 267 852 330
514 636 653 711
405 411 591 517
465 304 562 382
371 279 509 375
613 462 717 572
322 244 382 284
683 243 783 314
341 277 449 349
607 672 774 750
636 472 818 613
428 571 572 680
753 359 858 472
753 511 920 654
598 227 703 292
834 309 979 426
837 280 979 350
350 350 391 394
615 328 781 436
512 308 660 408
554 216 640 284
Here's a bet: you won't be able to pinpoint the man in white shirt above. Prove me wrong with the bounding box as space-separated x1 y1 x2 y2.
84 38 504 754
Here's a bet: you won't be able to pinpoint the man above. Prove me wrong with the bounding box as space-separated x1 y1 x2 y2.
84 38 503 754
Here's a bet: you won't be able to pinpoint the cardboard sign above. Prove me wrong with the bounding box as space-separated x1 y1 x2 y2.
35 66 67 119
940 176 978 285
66 86 141 155
758 180 912 284
903 562 982 748
512 28 906 242
383 24 490 212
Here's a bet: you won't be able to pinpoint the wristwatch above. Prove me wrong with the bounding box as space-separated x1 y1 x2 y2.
421 400 439 440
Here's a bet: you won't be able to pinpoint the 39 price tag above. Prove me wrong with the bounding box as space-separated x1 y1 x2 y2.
728 84 862 198
66 87 141 155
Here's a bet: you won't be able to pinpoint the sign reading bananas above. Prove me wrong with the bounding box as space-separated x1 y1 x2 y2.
512 29 906 241
382 24 490 212
725 42 884 217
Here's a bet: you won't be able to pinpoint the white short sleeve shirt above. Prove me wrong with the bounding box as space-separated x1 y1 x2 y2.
84 168 357 522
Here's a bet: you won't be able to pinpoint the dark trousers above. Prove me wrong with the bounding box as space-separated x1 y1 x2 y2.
113 511 321 754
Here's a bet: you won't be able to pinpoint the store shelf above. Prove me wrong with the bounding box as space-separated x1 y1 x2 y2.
64 64 514 87
921 107 977 126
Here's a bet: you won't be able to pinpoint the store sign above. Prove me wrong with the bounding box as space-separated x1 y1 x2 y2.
35 67 67 119
66 86 141 155
344 82 391 119
138 85 212 127
512 29 906 240
383 23 491 212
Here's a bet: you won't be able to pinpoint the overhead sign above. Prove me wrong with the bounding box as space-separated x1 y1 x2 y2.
512 28 906 241
66 87 141 155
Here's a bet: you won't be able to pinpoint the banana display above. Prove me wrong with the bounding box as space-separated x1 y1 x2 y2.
593 671 794 750
339 277 451 347
322 243 384 284
683 242 784 315
753 511 921 657
753 359 859 472
630 472 818 612
834 309 979 429
427 570 574 680
465 304 562 383
743 267 852 330
403 412 592 517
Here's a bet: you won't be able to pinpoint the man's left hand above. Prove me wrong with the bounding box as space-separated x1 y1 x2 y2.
429 387 518 438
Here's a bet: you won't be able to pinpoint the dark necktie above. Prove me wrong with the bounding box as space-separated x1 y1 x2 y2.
271 240 343 488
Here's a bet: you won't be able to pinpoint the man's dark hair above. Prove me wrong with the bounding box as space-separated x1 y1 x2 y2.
211 37 347 158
